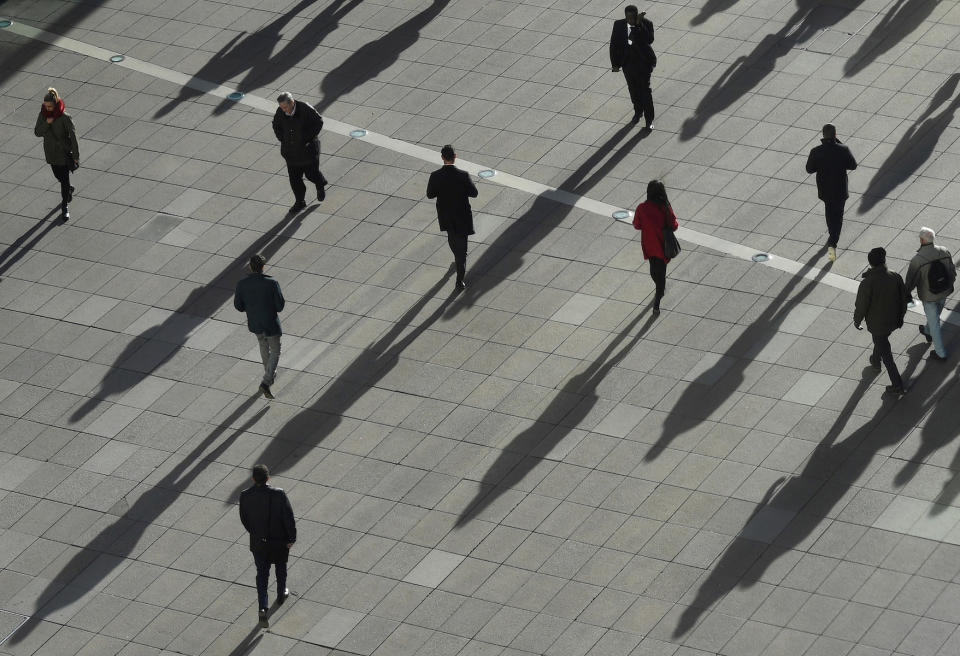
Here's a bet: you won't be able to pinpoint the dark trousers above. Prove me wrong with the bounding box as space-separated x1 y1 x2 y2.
447 232 468 283
649 256 666 299
824 198 845 247
623 65 654 126
50 164 71 205
286 159 327 203
253 552 287 612
872 332 902 388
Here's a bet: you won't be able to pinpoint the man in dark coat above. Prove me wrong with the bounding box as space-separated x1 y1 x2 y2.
272 91 327 214
426 144 478 291
239 464 296 622
610 5 656 129
234 254 285 399
854 247 910 394
806 123 857 261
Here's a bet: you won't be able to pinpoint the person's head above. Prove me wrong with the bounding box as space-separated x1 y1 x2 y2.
822 123 837 140
646 179 669 206
919 227 936 245
252 464 269 485
868 247 886 268
43 87 59 112
277 91 295 115
249 254 266 273
625 5 639 23
441 144 456 164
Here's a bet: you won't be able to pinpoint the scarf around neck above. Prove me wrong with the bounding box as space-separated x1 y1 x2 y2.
41 99 65 119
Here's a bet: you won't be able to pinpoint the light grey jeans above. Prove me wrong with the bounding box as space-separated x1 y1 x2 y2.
255 333 281 386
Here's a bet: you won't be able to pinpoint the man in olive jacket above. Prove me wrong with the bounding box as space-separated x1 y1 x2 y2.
854 247 909 394
239 464 296 621
806 123 857 262
272 91 327 213
234 254 285 399
905 227 956 360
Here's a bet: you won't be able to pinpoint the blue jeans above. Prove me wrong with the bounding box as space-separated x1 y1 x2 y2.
923 299 947 357
253 552 286 612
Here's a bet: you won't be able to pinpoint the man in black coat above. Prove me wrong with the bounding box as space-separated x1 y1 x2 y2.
806 123 857 261
273 91 327 214
426 144 478 291
854 247 910 394
239 464 296 622
610 5 656 129
234 254 285 399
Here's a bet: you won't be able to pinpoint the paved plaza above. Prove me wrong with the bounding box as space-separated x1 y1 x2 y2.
3 0 960 654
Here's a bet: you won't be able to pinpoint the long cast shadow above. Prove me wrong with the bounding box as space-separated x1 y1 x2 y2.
314 0 451 115
154 0 363 118
680 0 867 141
675 341 940 637
0 206 63 279
646 251 829 462
691 0 743 26
446 123 651 318
456 306 657 527
9 395 265 645
858 73 960 215
843 0 938 78
70 206 317 422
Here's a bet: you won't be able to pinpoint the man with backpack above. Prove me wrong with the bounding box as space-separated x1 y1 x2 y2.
905 227 956 361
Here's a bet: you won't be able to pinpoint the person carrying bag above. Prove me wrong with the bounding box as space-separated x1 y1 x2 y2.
34 87 79 221
633 179 680 315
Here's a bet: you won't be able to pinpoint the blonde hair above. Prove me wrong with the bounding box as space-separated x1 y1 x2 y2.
43 87 60 103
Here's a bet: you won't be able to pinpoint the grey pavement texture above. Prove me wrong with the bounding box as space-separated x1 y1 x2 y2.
2 0 960 655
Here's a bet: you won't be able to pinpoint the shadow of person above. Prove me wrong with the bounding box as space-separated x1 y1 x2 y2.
690 0 743 26
228 268 455 498
69 206 317 423
843 0 938 78
314 0 451 115
154 0 362 118
8 395 265 646
455 306 657 527
680 0 866 141
858 73 960 215
674 339 936 638
444 123 650 319
645 251 830 462
0 206 63 279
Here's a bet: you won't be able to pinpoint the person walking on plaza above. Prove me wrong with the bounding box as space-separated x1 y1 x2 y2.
239 464 296 623
805 123 857 262
426 144 478 292
273 91 327 214
234 254 285 399
634 179 679 316
610 5 656 129
34 88 79 221
854 247 910 395
905 227 956 361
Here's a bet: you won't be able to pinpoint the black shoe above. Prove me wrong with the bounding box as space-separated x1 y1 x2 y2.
259 383 275 399
644 123 654 131
868 357 881 372
885 385 905 395
258 609 268 624
68 185 74 202
630 111 640 124
61 204 70 221
289 200 306 214
930 352 948 361
919 325 933 343
453 279 466 294
277 588 289 606
317 184 326 202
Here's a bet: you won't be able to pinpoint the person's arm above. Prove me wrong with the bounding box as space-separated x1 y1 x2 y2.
805 148 818 174
853 282 869 328
898 277 909 327
273 280 285 313
610 22 621 71
239 494 252 533
632 205 642 230
272 110 282 142
669 206 679 231
949 253 957 284
426 171 438 199
281 492 296 546
464 171 478 198
846 147 857 171
904 258 920 296
303 105 323 142
639 15 654 43
34 112 49 137
234 283 245 313
64 115 79 162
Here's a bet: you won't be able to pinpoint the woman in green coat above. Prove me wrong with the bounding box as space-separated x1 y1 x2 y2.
34 88 79 220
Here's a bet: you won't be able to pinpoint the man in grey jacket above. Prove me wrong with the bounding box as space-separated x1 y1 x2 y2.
905 227 956 361
234 254 285 399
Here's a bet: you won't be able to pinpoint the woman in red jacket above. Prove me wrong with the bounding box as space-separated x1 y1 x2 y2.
633 179 679 315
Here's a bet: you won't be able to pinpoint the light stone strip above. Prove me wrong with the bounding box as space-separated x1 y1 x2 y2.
7 18 944 325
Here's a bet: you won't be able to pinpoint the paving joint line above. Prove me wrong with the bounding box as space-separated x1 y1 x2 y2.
4 18 954 327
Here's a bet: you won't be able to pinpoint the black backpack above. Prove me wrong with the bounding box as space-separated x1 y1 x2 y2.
927 258 953 295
